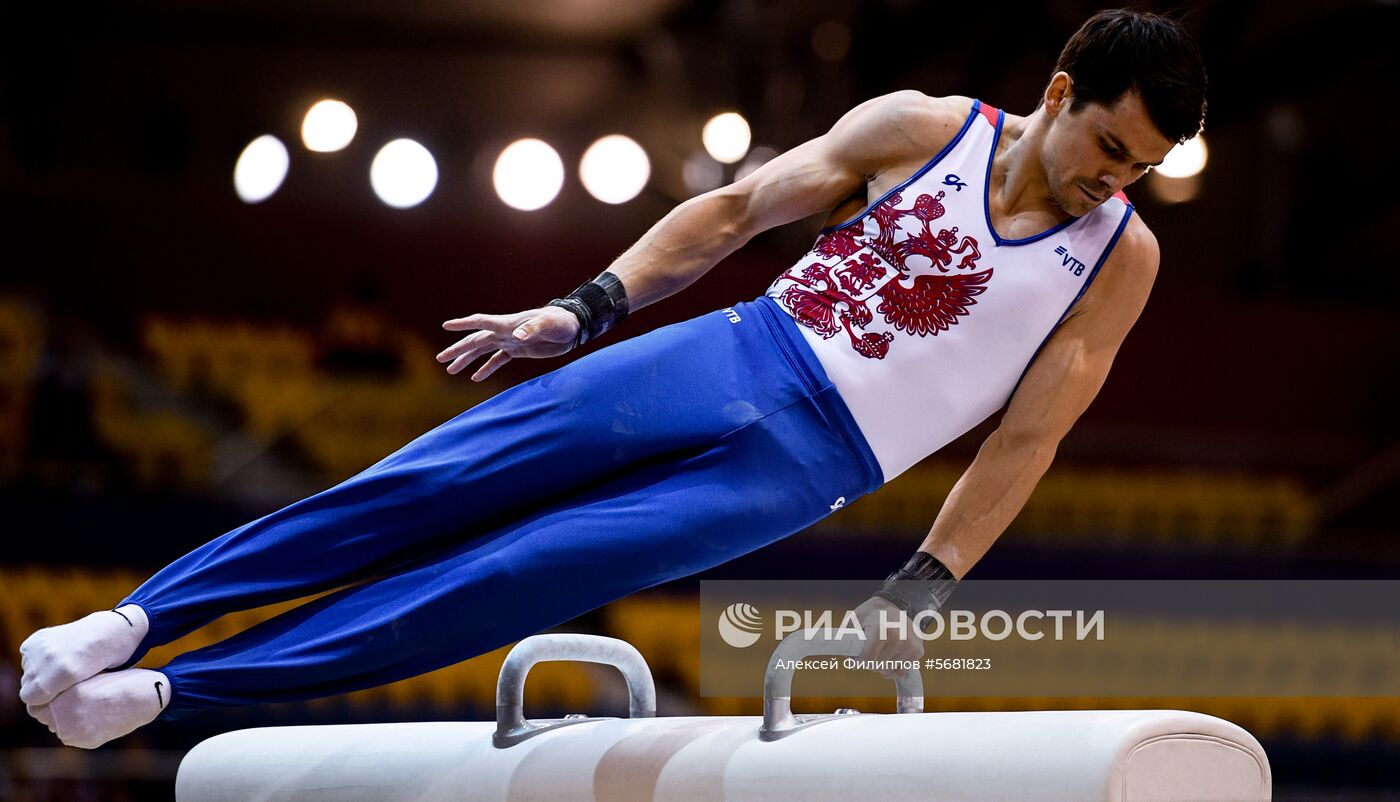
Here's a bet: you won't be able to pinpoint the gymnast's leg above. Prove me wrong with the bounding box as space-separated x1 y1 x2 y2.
44 379 876 745
21 376 618 712
18 299 844 738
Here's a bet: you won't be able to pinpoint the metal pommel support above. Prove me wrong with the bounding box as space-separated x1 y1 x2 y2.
494 633 656 748
760 627 924 741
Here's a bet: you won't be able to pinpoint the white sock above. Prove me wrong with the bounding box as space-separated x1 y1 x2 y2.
19 604 150 706
46 668 169 749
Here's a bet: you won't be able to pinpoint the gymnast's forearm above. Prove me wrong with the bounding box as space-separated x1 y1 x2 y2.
917 430 1058 578
603 188 754 311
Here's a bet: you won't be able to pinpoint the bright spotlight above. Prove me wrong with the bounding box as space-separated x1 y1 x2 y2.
493 138 564 211
579 135 650 204
301 99 358 153
702 112 751 164
1154 135 1208 179
234 134 289 204
370 139 438 209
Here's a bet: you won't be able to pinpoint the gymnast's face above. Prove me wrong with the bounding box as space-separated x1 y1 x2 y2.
1039 75 1175 216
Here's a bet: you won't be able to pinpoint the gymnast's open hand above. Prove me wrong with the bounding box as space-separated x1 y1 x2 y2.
438 306 582 381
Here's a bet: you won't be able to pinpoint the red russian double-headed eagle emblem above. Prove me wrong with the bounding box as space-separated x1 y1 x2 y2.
776 190 991 359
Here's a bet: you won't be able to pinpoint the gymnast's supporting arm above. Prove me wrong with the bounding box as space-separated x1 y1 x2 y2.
436 90 971 381
918 216 1158 578
854 215 1159 676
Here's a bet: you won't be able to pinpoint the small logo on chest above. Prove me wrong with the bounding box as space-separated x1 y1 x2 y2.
720 307 741 323
1054 245 1087 277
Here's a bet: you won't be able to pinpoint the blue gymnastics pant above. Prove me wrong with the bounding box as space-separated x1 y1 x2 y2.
116 295 883 718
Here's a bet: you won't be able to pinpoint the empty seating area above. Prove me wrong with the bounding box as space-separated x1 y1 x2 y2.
834 461 1315 548
142 314 495 480
89 367 214 488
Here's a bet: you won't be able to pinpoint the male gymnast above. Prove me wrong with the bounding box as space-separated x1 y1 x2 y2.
20 8 1205 747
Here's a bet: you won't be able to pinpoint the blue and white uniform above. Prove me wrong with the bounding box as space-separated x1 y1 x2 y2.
766 99 1134 482
118 98 1131 717
119 299 879 716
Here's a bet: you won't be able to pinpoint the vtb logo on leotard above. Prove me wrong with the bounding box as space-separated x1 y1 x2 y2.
1054 245 1087 277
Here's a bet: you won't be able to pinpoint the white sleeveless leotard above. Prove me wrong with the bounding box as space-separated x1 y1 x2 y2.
765 99 1135 483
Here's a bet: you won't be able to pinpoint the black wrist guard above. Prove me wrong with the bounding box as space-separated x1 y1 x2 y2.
546 271 630 349
872 551 958 623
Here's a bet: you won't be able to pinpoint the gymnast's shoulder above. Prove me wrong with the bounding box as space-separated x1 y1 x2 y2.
840 90 974 147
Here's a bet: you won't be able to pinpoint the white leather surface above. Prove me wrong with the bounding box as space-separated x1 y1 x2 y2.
175 709 1271 801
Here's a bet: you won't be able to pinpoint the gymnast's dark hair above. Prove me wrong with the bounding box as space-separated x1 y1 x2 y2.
1052 8 1207 144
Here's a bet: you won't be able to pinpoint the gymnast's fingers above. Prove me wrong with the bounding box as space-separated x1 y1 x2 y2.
446 350 482 376
437 330 494 364
471 350 513 382
442 312 514 333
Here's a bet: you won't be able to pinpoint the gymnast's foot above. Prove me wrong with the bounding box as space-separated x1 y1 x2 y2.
19 604 149 706
27 668 169 749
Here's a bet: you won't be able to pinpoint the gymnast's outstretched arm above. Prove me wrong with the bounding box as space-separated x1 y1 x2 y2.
434 90 967 382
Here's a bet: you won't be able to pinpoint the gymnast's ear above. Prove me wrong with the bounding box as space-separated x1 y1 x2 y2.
1042 72 1074 116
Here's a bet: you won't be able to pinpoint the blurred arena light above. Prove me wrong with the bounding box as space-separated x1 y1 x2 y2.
682 151 723 195
233 134 290 204
369 139 438 209
736 146 780 181
1147 134 1208 204
580 135 650 204
301 99 358 153
493 138 565 211
702 112 751 164
1154 135 1209 178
